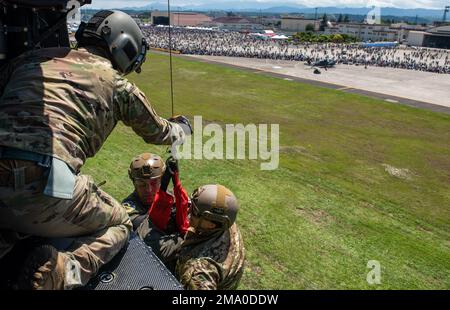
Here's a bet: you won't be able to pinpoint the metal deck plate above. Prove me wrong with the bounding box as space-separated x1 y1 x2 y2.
82 233 183 290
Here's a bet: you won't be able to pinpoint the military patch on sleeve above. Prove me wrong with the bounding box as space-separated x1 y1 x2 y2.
123 200 137 210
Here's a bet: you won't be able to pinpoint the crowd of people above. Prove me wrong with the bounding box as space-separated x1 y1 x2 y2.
143 26 450 74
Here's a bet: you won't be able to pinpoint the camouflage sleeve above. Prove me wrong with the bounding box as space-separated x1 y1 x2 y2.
114 76 182 145
178 258 221 290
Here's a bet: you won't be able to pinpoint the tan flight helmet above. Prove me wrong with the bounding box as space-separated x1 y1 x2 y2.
191 185 239 229
128 153 166 181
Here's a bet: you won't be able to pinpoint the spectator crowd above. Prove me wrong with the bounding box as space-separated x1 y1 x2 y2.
143 26 450 74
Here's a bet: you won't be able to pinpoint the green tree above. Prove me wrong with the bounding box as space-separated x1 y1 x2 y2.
305 23 315 32
341 34 358 43
332 34 344 43
318 34 328 42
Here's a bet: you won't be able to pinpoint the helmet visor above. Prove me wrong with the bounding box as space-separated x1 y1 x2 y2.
131 38 149 74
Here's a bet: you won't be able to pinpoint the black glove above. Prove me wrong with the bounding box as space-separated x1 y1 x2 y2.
166 156 179 175
169 115 193 135
160 167 172 193
160 157 178 192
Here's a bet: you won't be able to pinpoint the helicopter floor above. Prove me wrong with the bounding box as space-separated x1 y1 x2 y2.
0 233 183 290
82 233 183 290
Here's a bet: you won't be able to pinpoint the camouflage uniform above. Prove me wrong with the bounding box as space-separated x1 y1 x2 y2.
122 191 151 231
176 223 245 290
0 47 175 172
0 47 177 287
122 192 183 273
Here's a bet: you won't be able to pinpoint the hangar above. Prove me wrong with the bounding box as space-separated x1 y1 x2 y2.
408 26 450 49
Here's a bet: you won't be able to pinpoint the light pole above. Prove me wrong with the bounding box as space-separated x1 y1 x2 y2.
443 6 449 22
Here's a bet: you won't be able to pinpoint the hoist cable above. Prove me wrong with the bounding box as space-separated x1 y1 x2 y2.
167 0 175 116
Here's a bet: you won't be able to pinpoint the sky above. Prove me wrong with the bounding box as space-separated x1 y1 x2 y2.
85 0 449 10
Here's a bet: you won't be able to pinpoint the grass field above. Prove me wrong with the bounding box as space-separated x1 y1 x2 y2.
83 52 450 290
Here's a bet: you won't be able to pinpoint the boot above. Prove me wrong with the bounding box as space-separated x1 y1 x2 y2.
17 244 67 290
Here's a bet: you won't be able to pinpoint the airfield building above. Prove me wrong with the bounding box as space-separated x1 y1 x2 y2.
324 23 399 42
280 16 320 33
407 26 450 49
202 17 264 32
151 11 212 26
389 23 430 42
324 22 434 43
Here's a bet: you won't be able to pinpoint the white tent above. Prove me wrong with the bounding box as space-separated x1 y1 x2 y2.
186 26 215 31
272 35 289 40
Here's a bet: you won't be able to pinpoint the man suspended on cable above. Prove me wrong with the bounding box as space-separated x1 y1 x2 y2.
123 153 190 273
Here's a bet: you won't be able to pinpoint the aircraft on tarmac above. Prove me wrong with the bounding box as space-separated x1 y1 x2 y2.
305 58 337 69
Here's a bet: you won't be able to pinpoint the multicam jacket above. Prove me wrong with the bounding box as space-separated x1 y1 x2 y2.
176 223 245 290
122 191 150 230
0 47 174 172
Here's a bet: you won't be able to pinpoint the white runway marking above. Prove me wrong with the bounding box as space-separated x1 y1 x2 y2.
385 99 399 103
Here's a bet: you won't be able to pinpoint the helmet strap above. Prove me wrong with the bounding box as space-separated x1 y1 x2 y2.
132 38 149 74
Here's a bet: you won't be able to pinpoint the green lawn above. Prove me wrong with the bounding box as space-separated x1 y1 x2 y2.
83 52 450 290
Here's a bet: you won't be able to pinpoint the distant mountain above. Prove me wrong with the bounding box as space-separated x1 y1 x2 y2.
115 1 306 12
189 2 306 11
288 7 443 18
100 1 444 19
260 7 305 14
119 3 166 11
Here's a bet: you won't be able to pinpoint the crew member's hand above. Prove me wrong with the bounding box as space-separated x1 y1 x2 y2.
169 115 193 136
166 156 179 175
160 161 173 192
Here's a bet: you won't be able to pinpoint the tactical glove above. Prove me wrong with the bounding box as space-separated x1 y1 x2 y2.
169 115 193 136
160 156 178 192
166 156 179 175
160 163 172 193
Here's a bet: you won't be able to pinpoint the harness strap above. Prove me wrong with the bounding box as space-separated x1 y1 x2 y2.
0 147 51 168
0 147 75 200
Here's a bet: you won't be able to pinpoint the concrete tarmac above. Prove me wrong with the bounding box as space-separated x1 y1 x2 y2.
183 55 450 114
